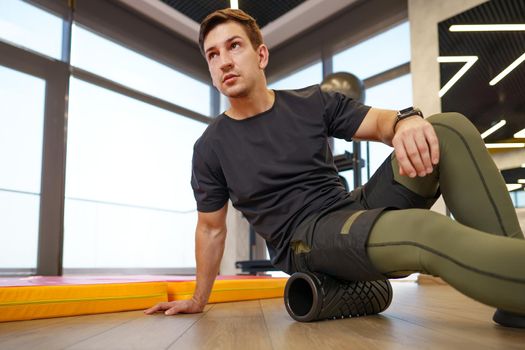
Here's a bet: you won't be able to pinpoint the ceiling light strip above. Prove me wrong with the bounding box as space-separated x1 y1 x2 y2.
485 143 525 149
519 179 525 184
506 184 523 192
449 24 525 32
514 127 525 138
489 52 525 86
481 120 506 139
437 56 478 97
230 0 239 9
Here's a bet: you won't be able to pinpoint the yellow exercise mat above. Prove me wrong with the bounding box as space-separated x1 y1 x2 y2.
0 275 287 322
0 282 167 322
168 277 288 303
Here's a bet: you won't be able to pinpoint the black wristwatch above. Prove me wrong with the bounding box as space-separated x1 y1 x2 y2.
393 107 424 133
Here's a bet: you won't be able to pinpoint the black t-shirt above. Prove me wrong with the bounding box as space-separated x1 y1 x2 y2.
190 84 371 273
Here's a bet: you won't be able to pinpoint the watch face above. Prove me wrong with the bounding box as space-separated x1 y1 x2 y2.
399 107 414 114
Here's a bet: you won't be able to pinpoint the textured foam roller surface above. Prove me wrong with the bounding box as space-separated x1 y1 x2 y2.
284 272 393 322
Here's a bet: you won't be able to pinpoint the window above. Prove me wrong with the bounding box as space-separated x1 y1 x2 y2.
71 24 211 116
333 22 410 80
0 65 46 269
511 190 525 208
63 78 207 269
0 0 63 59
366 74 413 176
269 61 323 90
220 93 230 115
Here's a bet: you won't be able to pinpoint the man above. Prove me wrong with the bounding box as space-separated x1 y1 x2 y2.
145 9 525 327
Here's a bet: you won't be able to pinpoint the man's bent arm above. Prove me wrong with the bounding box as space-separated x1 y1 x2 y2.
354 107 439 178
353 107 397 146
192 203 229 308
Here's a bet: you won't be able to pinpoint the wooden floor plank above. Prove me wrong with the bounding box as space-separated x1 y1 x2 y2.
64 306 212 350
260 295 471 350
167 300 273 350
0 316 71 337
384 284 525 349
0 311 137 350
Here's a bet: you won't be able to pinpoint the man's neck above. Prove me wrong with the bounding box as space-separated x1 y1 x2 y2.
226 87 275 120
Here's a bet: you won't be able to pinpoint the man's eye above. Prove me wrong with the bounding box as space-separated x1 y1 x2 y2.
208 53 217 60
231 42 240 49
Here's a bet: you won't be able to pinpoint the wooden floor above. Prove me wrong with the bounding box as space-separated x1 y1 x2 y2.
1 282 524 350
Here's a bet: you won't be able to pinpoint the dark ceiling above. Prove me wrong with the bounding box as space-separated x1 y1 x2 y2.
160 0 306 28
439 0 525 143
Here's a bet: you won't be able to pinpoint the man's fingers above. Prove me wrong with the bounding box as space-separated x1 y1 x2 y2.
424 125 440 165
393 140 416 177
144 304 160 314
144 302 170 314
414 132 433 174
165 307 178 316
402 137 425 177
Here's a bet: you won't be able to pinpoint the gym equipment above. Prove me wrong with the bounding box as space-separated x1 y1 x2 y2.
320 72 365 103
284 271 393 322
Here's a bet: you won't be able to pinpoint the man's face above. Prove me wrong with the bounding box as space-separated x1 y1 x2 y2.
203 21 266 98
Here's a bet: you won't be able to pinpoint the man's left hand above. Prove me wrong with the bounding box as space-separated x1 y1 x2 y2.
391 116 440 178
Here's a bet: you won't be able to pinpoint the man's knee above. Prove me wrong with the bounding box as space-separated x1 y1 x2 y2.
426 112 483 145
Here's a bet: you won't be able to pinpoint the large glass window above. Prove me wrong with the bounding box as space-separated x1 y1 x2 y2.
71 24 211 116
269 61 323 90
333 22 410 80
63 78 207 269
0 65 46 269
0 0 63 59
365 74 413 176
511 190 525 208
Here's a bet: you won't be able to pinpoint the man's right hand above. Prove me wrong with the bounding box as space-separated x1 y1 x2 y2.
144 298 204 316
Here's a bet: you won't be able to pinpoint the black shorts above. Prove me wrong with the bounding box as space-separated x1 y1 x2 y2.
290 154 441 281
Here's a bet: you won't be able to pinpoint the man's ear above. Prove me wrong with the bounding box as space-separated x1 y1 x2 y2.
257 44 269 69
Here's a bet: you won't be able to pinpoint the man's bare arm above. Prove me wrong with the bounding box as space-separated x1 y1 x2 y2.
353 107 440 178
144 203 228 315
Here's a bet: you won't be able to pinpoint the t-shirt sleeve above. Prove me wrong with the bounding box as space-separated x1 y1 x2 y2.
320 87 371 141
190 144 229 212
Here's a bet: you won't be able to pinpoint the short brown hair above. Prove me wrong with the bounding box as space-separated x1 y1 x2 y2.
199 9 263 57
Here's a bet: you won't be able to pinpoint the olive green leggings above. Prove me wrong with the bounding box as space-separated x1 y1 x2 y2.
366 112 525 314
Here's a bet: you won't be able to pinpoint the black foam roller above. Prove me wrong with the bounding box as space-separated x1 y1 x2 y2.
284 272 393 322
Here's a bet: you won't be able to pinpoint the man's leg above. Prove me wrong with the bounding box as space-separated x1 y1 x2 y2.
363 112 525 317
363 112 523 239
368 209 525 314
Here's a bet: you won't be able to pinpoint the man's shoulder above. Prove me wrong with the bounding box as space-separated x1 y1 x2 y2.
193 114 226 153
